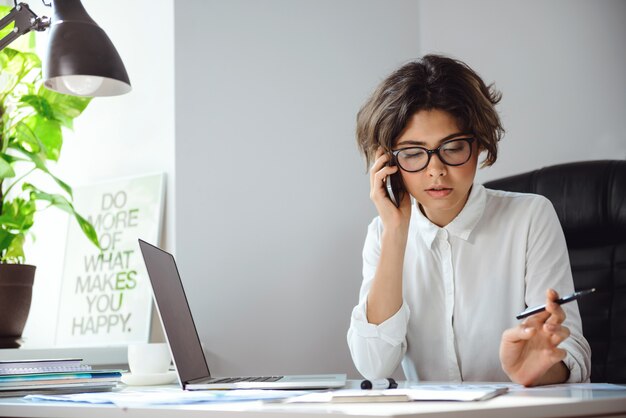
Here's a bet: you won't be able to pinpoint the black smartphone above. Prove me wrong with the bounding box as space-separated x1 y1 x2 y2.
384 161 405 208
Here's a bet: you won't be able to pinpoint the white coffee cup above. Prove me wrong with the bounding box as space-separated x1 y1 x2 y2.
127 343 171 375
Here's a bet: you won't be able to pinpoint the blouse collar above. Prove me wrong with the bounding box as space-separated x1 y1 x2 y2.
412 183 487 248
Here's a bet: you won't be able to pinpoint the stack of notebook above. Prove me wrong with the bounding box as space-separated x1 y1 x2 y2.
0 358 121 397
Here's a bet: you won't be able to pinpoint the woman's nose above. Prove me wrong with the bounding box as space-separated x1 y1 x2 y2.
426 152 447 177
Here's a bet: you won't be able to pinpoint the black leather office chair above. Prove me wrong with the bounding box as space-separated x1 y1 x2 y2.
483 160 626 383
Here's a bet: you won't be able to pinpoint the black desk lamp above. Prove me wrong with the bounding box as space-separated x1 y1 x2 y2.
0 0 131 97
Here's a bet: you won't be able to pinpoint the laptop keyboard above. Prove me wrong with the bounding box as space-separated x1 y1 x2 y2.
205 376 283 384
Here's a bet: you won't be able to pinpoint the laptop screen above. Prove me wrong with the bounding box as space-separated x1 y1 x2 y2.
138 239 210 384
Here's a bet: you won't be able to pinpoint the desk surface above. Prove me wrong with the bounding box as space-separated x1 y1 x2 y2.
1 382 625 418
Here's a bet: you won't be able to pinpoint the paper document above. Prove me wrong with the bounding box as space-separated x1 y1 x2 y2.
25 387 306 408
287 386 509 403
508 383 626 392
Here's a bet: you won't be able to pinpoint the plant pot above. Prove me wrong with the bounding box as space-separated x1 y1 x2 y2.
0 264 36 348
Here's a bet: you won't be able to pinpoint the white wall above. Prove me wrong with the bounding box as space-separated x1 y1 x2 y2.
417 0 626 184
14 0 176 356
175 0 420 378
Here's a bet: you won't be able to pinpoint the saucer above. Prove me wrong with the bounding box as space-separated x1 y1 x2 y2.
121 371 178 386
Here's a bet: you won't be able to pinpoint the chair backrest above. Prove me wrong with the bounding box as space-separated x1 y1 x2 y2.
483 160 626 383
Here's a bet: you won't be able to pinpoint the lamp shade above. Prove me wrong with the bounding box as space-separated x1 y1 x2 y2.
43 0 131 97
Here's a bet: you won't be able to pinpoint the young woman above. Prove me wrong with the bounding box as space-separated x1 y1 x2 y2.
347 55 591 386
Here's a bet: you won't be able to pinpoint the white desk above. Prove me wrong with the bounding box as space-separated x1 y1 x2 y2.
1 382 625 418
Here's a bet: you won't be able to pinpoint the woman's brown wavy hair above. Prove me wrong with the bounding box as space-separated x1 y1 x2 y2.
356 55 504 169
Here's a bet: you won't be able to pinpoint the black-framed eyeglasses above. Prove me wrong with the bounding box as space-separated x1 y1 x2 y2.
391 137 475 173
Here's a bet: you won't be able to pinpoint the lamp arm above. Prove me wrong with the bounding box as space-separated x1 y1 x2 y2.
0 2 50 51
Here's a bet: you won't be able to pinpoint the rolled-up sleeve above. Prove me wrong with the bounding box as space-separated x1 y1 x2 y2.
348 300 410 379
347 217 410 379
561 337 591 383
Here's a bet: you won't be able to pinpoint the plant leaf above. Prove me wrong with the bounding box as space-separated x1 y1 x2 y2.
0 197 35 262
0 197 35 232
4 233 25 263
13 120 43 154
17 51 40 71
0 215 23 230
0 155 16 178
12 148 73 197
39 86 91 129
0 34 94 262
24 114 62 161
20 95 56 119
0 48 40 98
24 184 100 249
0 229 17 262
49 176 73 199
73 212 101 250
0 47 18 62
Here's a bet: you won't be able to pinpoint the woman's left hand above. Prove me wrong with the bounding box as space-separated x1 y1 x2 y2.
499 288 571 386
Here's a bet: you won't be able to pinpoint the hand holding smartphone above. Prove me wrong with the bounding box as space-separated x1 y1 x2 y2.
384 161 405 208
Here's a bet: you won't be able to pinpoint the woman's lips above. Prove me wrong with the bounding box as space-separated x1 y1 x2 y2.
425 187 452 198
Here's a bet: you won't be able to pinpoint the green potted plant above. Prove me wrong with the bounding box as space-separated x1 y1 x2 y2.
0 6 100 348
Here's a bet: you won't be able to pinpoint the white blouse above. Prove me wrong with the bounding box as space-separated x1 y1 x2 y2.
347 184 591 383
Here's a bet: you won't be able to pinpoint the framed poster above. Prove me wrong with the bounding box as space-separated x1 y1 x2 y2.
55 173 165 347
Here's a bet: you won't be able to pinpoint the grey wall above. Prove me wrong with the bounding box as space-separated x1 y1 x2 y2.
417 0 626 183
175 0 419 378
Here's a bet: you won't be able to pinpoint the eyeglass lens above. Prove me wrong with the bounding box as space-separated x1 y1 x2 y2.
395 139 472 172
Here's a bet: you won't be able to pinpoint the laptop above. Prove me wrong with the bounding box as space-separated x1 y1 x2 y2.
138 239 346 390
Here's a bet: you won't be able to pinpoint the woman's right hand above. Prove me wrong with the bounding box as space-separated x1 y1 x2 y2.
369 147 412 233
365 148 412 325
